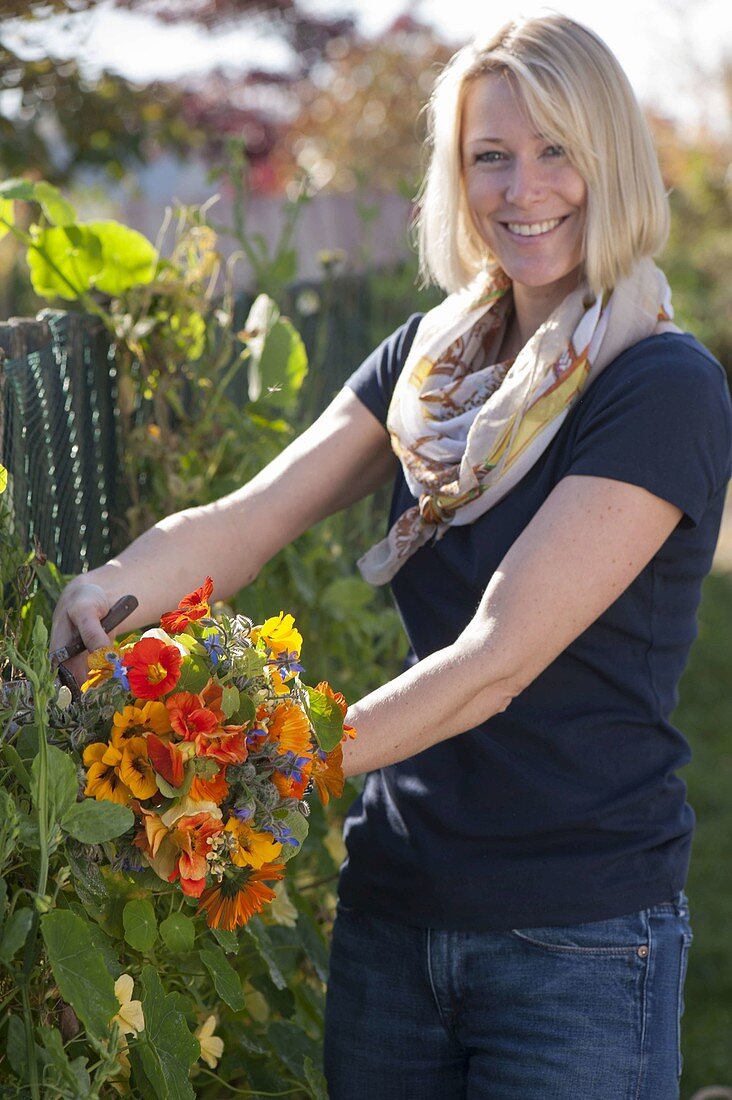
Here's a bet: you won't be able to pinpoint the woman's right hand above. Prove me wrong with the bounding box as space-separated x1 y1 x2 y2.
50 580 114 685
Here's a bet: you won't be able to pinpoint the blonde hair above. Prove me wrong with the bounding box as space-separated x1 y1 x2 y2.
415 13 670 296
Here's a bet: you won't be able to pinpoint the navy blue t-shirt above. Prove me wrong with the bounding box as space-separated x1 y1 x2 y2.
339 315 732 931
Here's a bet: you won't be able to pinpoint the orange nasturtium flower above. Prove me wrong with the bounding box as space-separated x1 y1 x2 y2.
166 691 220 741
190 765 229 804
252 612 302 658
224 817 283 869
123 637 182 700
197 863 285 931
83 741 133 805
168 812 225 897
160 576 214 634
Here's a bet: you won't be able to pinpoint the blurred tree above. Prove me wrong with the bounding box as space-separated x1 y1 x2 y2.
285 14 453 196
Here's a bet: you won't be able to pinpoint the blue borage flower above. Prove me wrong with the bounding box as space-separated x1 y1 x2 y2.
267 821 300 847
276 750 311 785
266 649 305 682
202 630 226 666
108 652 130 691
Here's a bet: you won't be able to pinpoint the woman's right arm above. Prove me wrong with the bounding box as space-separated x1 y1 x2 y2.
50 388 396 671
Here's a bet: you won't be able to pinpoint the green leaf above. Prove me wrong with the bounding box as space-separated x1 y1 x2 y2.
27 224 103 300
40 910 118 1038
159 913 195 955
38 1026 91 1095
87 220 157 295
244 917 287 990
303 1054 329 1100
210 926 239 953
267 1019 321 1080
233 691 256 725
0 177 37 201
156 762 194 799
2 743 31 793
123 898 157 952
294 901 329 984
67 845 110 920
61 798 134 843
244 302 308 410
0 879 7 932
136 964 198 1100
0 907 33 964
273 808 309 864
199 942 246 1011
0 202 12 241
221 684 239 720
5 1013 28 1079
34 181 76 226
305 686 344 752
31 743 79 823
176 654 210 695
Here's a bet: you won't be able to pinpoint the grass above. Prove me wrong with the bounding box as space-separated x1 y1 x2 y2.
674 570 732 1097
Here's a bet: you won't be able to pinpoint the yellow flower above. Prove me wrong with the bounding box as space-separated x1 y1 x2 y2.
112 701 172 746
252 612 302 658
113 974 145 1037
118 736 159 800
224 817 282 870
83 742 133 805
81 647 119 693
195 1015 224 1069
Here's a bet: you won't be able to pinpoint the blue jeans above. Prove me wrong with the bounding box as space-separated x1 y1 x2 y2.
324 892 693 1099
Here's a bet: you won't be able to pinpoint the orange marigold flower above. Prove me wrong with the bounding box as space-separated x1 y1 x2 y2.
197 863 285 931
190 766 229 804
83 741 133 805
312 743 345 806
267 700 312 757
123 638 182 700
224 817 283 869
112 701 172 747
118 736 159 800
160 576 214 635
166 692 220 741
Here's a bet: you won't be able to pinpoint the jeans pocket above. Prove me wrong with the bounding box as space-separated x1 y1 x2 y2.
677 931 693 1079
509 908 649 956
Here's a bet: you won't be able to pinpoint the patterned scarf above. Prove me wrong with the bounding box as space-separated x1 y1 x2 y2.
358 257 673 586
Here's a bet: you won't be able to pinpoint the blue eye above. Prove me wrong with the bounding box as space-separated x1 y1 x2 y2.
475 151 506 164
544 145 565 158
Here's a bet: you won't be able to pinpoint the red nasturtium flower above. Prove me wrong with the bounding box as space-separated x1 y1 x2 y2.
123 638 182 700
147 734 187 789
160 576 214 634
166 692 220 741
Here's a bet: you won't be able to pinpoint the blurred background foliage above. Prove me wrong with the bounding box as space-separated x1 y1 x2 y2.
1 3 731 1096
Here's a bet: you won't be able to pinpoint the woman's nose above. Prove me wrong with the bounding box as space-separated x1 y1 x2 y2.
504 158 546 206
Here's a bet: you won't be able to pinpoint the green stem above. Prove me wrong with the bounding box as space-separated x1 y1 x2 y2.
196 1068 304 1096
20 984 39 1099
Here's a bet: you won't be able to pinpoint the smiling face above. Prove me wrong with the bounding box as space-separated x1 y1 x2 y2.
461 71 587 309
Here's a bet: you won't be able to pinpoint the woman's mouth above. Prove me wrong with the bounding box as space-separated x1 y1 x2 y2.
502 216 569 238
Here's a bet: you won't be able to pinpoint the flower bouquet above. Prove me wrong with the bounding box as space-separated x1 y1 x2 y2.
78 577 353 931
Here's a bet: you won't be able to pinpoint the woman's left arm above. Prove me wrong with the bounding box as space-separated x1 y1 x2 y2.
342 474 683 777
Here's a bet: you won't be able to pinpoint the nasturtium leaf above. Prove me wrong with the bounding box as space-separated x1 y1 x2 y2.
210 926 239 953
0 200 13 241
199 942 246 1011
0 907 33 964
31 744 79 823
87 220 157 295
40 911 118 1038
27 224 103 300
136 964 198 1100
292 896 329 983
244 917 287 990
159 913 195 955
61 799 134 843
67 845 110 920
123 898 157 952
155 762 194 799
0 177 37 201
250 315 308 411
221 684 239 720
34 181 76 226
5 1014 28 1078
305 686 344 753
272 809 309 864
237 691 256 723
176 654 209 695
267 1019 321 1078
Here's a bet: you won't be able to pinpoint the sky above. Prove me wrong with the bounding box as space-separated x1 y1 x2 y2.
4 0 730 131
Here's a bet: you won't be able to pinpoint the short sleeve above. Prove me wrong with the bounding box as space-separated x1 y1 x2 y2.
565 334 732 527
344 313 423 427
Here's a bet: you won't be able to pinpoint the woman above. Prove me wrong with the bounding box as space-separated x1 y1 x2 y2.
52 14 731 1098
